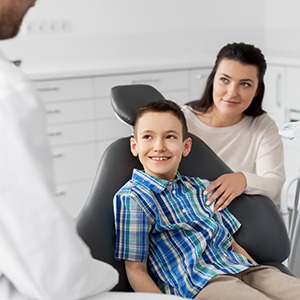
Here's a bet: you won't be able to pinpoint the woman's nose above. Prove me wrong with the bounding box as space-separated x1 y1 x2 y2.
226 83 238 97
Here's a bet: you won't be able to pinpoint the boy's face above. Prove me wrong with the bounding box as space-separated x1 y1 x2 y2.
130 111 192 181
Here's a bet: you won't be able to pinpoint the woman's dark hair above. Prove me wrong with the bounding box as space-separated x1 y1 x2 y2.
186 42 267 116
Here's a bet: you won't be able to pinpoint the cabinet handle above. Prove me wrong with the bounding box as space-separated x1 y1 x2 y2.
55 191 66 197
38 87 60 92
48 131 63 137
276 73 282 107
195 74 205 80
131 78 161 84
53 153 64 158
46 109 61 114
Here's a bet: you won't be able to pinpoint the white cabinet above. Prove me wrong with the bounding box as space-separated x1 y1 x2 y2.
33 67 211 217
34 77 97 217
284 67 300 207
263 65 287 129
265 63 300 208
189 68 212 101
286 66 300 111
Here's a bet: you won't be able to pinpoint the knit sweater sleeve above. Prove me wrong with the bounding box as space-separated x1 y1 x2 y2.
243 116 285 205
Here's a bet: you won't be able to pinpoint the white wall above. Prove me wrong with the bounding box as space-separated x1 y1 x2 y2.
0 0 265 70
264 0 300 57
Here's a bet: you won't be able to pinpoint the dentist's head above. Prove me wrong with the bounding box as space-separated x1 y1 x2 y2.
0 0 36 39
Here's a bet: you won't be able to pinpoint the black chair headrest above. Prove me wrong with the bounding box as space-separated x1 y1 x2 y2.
111 84 166 126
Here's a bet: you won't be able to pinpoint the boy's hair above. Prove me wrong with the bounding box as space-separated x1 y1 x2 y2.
134 99 189 140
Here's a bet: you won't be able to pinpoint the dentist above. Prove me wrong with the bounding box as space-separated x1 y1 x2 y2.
0 1 119 299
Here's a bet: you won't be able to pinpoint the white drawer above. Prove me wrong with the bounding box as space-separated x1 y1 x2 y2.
45 99 95 124
95 118 132 140
55 180 93 217
163 90 190 105
47 121 96 146
94 70 189 97
95 97 115 119
34 77 94 102
52 143 97 183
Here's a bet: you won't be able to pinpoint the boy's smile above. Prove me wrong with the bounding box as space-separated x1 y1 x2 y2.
130 111 192 181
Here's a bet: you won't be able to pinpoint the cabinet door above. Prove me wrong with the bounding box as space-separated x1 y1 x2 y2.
34 77 94 102
263 65 287 129
94 70 189 98
44 99 95 125
52 143 97 184
47 122 96 146
163 90 189 105
286 66 300 111
189 68 211 101
55 180 93 217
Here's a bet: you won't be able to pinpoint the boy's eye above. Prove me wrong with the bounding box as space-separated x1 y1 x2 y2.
166 135 176 139
142 134 152 140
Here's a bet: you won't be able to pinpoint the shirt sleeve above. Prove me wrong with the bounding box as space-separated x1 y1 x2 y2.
114 190 149 262
243 118 285 205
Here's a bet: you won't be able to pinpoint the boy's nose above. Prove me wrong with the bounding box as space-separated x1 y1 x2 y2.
153 139 166 151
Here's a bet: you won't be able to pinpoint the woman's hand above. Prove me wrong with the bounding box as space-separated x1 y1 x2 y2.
204 172 247 211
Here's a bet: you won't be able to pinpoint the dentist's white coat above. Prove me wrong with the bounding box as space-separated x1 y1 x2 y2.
0 50 119 300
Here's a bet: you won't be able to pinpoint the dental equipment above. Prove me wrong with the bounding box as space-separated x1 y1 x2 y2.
279 121 300 274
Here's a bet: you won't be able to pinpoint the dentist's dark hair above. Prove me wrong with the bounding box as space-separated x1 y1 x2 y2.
186 42 267 116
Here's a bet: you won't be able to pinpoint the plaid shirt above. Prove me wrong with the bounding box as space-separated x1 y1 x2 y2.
114 169 256 298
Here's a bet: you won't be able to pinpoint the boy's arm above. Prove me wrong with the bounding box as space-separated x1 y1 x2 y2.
125 260 163 294
232 238 257 264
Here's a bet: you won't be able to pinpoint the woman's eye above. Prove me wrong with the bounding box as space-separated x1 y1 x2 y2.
220 77 229 84
241 82 251 88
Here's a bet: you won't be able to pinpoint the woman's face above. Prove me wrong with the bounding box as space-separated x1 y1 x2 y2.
212 58 259 124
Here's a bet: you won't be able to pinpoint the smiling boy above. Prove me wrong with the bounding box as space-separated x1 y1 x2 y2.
113 99 300 299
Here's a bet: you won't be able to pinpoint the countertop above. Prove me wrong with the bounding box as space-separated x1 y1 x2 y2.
20 56 215 81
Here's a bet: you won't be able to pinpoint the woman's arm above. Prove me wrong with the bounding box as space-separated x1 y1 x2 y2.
125 261 162 294
243 119 285 205
205 117 285 208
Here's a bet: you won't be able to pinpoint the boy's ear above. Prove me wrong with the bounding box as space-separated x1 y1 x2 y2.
182 137 192 157
130 137 138 157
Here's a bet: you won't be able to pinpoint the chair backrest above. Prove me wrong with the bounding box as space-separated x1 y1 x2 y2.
76 84 292 292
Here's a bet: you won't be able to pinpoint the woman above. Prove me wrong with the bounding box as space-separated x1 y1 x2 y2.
182 42 285 211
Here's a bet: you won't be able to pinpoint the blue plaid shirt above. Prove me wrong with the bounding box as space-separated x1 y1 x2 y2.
114 169 256 298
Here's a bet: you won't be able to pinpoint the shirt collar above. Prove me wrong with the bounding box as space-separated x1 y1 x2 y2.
132 168 185 193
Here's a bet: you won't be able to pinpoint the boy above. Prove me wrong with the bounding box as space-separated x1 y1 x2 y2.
113 99 300 299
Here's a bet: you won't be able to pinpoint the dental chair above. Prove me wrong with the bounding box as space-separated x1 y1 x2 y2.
76 84 293 292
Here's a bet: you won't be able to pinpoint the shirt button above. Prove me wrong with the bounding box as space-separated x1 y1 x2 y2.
182 208 187 213
172 190 176 194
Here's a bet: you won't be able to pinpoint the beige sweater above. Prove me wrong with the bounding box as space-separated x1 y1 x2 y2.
182 105 285 205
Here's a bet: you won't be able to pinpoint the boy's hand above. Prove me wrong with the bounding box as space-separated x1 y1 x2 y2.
204 172 247 211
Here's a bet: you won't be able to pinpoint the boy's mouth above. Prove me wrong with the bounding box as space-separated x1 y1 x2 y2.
150 156 169 161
